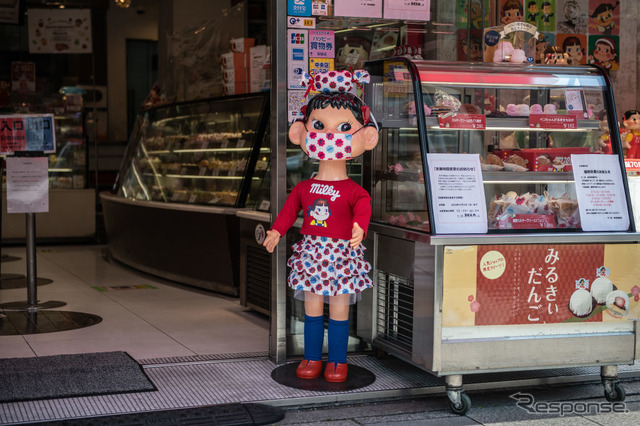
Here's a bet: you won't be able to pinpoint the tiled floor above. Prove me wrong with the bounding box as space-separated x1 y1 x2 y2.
0 244 270 360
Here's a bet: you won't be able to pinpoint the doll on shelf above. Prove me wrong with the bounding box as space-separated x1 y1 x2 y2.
621 110 640 159
263 70 379 383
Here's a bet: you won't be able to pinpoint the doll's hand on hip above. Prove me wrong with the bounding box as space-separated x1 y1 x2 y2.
350 222 364 248
263 229 281 253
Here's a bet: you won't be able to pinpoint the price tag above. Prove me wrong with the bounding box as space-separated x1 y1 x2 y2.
529 114 577 129
438 113 486 130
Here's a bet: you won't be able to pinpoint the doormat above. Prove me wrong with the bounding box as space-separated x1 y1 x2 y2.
0 351 156 403
35 403 285 426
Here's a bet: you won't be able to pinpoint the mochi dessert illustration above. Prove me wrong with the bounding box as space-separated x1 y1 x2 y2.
605 290 630 318
569 278 594 318
590 266 614 305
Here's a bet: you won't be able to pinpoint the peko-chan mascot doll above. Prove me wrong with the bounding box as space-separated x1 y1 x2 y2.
263 70 379 383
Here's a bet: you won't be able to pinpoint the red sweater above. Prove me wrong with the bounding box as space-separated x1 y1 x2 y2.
271 178 372 240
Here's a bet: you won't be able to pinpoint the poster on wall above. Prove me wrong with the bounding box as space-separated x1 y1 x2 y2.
442 243 640 327
588 0 620 35
0 0 20 24
27 8 92 54
384 0 430 21
587 34 619 71
334 0 382 18
557 0 589 33
11 62 35 94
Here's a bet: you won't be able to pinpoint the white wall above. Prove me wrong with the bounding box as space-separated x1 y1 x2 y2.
106 0 158 143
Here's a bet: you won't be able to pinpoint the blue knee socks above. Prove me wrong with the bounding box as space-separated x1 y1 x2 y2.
303 314 324 361
327 318 349 364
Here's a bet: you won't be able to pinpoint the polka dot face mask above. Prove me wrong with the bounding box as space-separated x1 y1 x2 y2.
305 132 353 160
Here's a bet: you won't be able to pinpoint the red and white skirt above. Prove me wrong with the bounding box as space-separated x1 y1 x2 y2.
287 235 373 301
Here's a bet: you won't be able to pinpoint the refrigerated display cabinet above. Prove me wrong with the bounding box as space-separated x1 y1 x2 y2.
101 92 269 295
358 58 640 414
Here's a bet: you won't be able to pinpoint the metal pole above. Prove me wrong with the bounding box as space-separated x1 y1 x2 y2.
26 212 37 309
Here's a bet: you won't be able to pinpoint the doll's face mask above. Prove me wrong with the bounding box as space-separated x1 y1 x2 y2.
305 132 353 160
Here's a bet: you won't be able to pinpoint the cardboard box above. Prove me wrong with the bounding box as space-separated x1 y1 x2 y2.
230 37 254 53
493 147 590 172
223 81 247 96
221 67 247 84
220 52 245 69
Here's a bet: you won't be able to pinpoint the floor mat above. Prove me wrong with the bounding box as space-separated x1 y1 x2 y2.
0 351 157 403
36 403 284 426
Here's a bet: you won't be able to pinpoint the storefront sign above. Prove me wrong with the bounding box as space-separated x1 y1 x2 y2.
287 29 308 90
529 114 577 129
438 113 486 130
572 154 630 231
442 244 640 327
6 156 49 213
28 9 92 54
288 16 316 29
334 0 382 18
288 0 312 16
426 153 487 234
0 114 56 155
308 30 334 58
384 0 430 20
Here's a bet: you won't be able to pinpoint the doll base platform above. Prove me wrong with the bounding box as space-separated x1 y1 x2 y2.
271 361 375 391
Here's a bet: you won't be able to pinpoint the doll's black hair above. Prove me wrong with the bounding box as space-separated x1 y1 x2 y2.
590 1 619 18
623 110 640 120
303 93 369 126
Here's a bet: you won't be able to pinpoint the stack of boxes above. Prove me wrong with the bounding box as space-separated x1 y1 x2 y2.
220 38 269 96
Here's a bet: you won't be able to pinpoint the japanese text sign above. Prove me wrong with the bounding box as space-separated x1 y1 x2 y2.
427 153 487 234
438 113 486 130
0 114 56 155
572 154 630 231
308 30 334 58
442 243 640 327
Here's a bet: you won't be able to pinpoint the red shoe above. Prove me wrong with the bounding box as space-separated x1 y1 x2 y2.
296 359 323 379
324 362 348 382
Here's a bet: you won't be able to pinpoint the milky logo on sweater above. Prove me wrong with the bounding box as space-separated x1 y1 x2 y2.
310 183 341 201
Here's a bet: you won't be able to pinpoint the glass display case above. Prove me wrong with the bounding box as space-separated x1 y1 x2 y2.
102 93 270 296
356 58 640 415
117 92 270 208
364 58 633 234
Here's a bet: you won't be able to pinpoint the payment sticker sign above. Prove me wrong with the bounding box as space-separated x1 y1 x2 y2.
288 0 311 16
288 16 316 28
288 29 308 89
0 114 56 155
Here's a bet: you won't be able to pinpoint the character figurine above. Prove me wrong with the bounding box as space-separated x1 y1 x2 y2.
621 110 640 159
544 46 567 65
263 70 379 383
